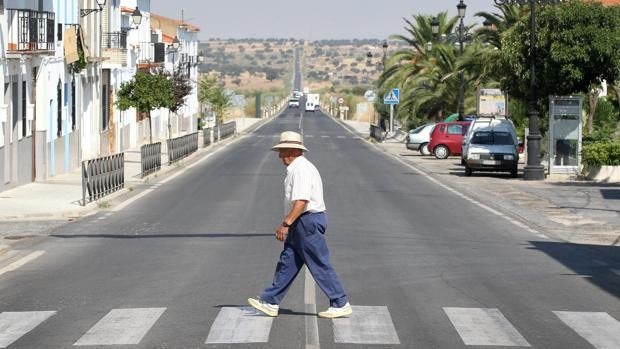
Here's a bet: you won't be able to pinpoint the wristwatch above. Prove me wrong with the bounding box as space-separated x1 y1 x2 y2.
281 221 291 228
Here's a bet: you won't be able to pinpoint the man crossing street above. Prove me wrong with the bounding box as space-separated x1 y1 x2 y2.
248 131 352 318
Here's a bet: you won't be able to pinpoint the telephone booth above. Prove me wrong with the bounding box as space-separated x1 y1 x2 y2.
548 96 583 175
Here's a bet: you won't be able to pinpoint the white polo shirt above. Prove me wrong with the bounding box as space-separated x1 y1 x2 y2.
284 156 326 214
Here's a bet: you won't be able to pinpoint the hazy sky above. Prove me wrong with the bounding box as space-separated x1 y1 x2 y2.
151 0 499 40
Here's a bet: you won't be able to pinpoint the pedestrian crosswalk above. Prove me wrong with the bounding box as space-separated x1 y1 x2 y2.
0 306 618 347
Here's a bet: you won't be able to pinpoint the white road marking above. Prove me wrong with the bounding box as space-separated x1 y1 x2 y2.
332 306 400 344
304 135 314 138
554 311 620 349
0 311 56 348
336 136 345 139
205 307 273 343
0 251 45 277
443 307 530 346
612 269 620 276
593 260 608 267
320 135 329 138
304 267 319 349
74 308 166 345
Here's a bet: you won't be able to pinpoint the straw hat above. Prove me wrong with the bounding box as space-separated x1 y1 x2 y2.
271 131 308 151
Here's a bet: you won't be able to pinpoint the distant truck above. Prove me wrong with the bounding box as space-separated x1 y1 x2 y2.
305 93 320 112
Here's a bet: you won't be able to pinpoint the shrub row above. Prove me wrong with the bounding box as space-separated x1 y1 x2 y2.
582 141 620 167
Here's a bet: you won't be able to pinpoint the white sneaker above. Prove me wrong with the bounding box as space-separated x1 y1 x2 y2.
318 302 352 318
248 297 279 317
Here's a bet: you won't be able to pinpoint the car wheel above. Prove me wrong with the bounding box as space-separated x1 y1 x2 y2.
434 145 450 159
465 165 472 176
510 166 518 178
419 143 430 156
460 158 466 166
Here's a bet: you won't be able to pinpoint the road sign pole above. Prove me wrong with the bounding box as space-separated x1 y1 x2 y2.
389 104 394 133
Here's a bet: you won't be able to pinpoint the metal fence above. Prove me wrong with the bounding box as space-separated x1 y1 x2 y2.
370 124 385 142
219 121 236 140
140 142 161 177
81 153 125 205
167 132 198 165
203 127 212 147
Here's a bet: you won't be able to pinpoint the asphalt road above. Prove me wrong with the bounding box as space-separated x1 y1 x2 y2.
0 105 619 348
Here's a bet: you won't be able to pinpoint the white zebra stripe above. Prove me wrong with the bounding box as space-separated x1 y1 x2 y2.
205 307 273 343
0 311 56 348
0 251 45 277
554 311 620 349
74 308 165 346
332 306 400 344
443 307 530 346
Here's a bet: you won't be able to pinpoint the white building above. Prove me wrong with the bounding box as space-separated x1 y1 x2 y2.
1 0 57 191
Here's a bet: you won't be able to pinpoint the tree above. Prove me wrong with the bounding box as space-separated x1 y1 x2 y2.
165 67 193 114
117 70 173 144
499 1 620 133
198 74 231 124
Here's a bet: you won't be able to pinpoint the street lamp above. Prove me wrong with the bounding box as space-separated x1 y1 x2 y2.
382 40 388 72
131 7 143 28
81 0 106 17
494 0 564 180
456 0 467 120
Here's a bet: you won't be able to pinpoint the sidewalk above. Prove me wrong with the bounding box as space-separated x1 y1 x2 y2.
339 119 620 247
0 117 264 222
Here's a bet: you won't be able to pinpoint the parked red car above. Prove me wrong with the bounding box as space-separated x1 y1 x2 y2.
428 121 471 159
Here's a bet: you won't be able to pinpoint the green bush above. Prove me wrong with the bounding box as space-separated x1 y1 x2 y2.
581 141 620 168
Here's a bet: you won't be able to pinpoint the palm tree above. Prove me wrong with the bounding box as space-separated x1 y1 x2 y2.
378 12 461 124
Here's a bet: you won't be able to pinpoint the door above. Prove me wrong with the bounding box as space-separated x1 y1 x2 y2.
445 124 464 154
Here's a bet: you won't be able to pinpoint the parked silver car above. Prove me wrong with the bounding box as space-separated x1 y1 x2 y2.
464 127 519 178
405 123 435 155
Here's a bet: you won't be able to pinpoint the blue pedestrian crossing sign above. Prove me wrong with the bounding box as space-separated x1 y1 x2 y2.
383 88 400 105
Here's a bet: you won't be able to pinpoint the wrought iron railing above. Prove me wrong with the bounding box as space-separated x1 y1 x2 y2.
140 142 161 177
102 31 127 49
6 9 55 52
81 153 125 205
167 132 198 165
218 121 236 141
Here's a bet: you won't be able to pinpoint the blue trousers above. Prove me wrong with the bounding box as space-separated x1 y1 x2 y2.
260 212 348 307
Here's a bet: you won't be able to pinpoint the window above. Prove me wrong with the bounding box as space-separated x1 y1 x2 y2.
21 81 27 137
447 124 462 135
56 80 62 137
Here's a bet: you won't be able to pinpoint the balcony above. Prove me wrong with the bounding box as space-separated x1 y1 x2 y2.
136 42 165 69
101 31 128 66
6 9 55 53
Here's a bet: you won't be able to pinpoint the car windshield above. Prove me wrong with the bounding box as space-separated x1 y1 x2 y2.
471 131 514 145
289 98 299 102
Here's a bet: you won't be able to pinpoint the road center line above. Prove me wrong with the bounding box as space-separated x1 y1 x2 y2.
304 267 320 349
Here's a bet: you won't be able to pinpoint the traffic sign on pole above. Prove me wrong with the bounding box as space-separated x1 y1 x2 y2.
383 88 400 105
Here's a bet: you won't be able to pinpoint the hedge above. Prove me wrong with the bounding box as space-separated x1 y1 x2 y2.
581 141 620 168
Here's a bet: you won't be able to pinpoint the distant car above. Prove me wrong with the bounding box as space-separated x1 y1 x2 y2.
428 121 471 159
464 128 519 178
288 98 300 107
405 123 435 155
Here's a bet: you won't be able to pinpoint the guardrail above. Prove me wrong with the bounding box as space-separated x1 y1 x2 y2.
81 153 125 205
203 127 212 147
218 121 236 140
370 124 385 142
140 142 161 177
167 132 198 165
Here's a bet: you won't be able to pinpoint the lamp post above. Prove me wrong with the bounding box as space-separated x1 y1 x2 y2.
131 7 143 28
494 0 563 181
456 0 467 120
382 40 388 72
